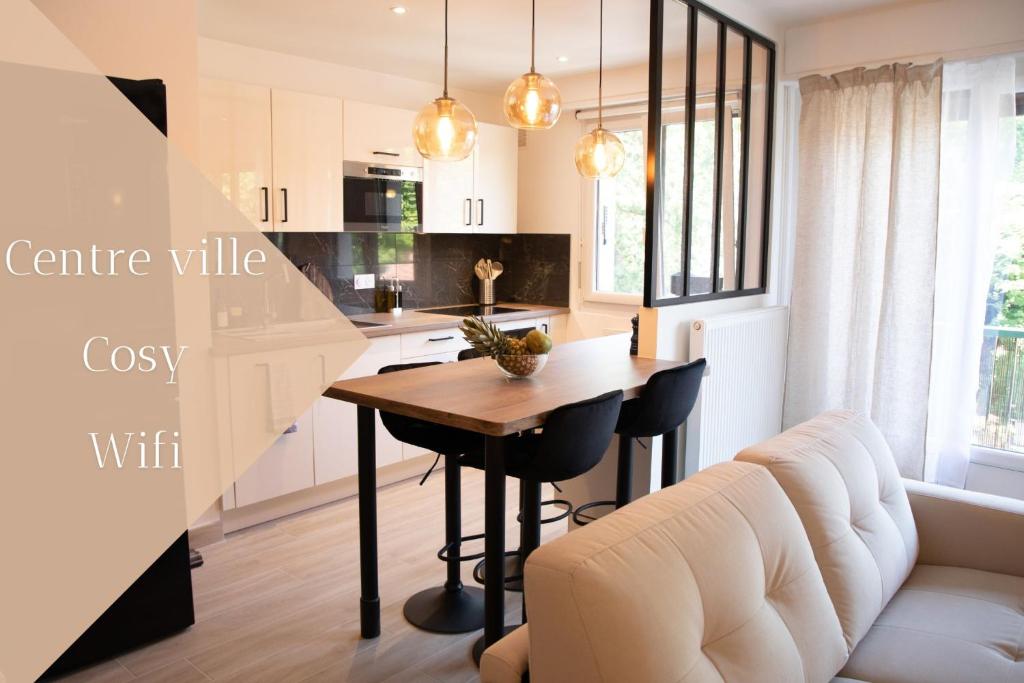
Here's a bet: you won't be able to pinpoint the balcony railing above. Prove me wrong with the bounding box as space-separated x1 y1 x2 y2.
974 326 1024 454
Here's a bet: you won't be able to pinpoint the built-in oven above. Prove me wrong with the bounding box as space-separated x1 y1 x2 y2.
343 161 423 232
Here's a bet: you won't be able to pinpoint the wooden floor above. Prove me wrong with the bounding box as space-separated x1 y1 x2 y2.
57 468 565 683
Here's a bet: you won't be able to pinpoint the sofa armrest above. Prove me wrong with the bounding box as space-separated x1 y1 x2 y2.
480 624 529 683
904 478 1024 577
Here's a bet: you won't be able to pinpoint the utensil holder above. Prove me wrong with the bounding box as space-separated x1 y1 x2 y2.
479 279 495 305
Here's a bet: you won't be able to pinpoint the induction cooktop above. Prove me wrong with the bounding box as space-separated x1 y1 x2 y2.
426 305 526 317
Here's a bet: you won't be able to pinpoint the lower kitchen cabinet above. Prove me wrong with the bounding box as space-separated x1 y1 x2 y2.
234 409 315 507
313 336 403 484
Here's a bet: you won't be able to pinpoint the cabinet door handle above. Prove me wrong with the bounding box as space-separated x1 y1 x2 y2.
477 198 484 226
280 188 289 223
464 198 472 226
372 151 400 157
427 335 454 342
260 186 269 223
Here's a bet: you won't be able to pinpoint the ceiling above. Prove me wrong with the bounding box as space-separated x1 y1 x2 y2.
198 0 902 92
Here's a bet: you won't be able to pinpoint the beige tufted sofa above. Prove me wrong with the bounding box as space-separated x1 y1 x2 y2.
480 410 1024 683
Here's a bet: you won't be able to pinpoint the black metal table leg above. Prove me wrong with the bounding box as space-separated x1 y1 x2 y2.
357 406 380 639
615 435 635 508
661 426 678 490
473 434 508 664
520 480 543 621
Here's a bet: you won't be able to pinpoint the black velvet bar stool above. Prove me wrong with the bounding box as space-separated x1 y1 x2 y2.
573 358 706 525
463 389 624 662
377 362 486 634
457 347 572 592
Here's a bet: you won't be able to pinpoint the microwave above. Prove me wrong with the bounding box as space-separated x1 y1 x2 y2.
343 161 423 232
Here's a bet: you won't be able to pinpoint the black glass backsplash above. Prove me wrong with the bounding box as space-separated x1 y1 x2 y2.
267 232 570 316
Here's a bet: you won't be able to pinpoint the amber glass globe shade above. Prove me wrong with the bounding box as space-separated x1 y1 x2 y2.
504 71 562 129
413 96 478 161
574 127 625 179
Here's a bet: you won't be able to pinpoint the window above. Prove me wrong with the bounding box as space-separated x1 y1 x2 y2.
643 0 775 306
974 93 1024 454
590 126 646 298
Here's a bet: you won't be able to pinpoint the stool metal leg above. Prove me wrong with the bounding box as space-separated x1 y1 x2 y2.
615 435 634 508
661 427 678 489
403 454 484 634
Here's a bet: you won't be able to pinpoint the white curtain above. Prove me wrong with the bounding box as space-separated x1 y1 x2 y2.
925 56 1018 486
784 62 943 478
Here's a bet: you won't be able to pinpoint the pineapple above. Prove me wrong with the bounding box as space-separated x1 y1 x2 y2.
460 316 514 357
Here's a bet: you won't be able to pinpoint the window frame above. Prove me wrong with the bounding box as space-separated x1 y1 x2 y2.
642 0 777 307
581 115 648 305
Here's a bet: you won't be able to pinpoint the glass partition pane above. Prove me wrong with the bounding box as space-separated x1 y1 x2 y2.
687 12 720 296
744 42 770 289
718 28 745 292
655 0 689 300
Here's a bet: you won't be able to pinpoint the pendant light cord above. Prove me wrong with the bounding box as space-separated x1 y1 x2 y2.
598 0 604 128
530 0 536 73
443 0 449 97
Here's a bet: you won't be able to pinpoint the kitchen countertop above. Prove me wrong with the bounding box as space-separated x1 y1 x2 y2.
348 303 569 338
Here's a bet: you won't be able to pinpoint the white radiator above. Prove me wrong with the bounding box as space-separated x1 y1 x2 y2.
686 306 789 473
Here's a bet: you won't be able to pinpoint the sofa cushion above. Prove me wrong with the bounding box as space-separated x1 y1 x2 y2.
736 410 919 650
840 564 1024 683
523 462 847 683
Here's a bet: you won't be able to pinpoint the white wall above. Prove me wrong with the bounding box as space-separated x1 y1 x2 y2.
198 37 505 125
784 0 1024 78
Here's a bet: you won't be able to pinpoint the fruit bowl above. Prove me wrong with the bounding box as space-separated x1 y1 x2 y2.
495 353 548 379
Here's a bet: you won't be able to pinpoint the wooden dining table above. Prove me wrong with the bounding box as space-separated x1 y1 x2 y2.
323 333 685 658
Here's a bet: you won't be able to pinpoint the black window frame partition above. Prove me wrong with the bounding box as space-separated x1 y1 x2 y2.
643 0 777 307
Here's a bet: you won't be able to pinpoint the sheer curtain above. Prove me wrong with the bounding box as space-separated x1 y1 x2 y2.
925 56 1018 486
784 62 943 478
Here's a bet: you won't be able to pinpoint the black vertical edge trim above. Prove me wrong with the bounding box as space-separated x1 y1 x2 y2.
642 0 665 308
759 45 776 290
681 4 698 298
711 21 726 293
737 34 752 291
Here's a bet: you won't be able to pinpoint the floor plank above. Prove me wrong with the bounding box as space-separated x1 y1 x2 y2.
55 467 565 682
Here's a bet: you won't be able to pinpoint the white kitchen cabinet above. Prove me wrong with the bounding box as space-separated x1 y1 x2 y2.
312 336 404 484
229 349 325 508
343 101 422 167
270 89 344 231
473 122 518 233
423 122 518 233
423 155 475 233
198 79 274 230
234 408 315 507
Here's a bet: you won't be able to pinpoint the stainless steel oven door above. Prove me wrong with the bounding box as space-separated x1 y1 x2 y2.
343 161 423 232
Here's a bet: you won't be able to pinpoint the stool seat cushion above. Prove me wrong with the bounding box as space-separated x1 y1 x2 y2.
459 434 541 480
381 414 484 456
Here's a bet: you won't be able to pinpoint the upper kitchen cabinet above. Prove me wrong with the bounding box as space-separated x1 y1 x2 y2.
270 89 344 231
199 79 274 229
473 122 518 234
423 121 518 234
343 101 422 167
198 80 344 232
422 154 475 233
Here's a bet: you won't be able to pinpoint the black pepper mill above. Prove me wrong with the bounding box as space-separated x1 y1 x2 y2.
630 314 639 355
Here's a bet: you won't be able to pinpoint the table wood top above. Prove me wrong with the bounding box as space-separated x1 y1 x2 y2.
324 333 684 436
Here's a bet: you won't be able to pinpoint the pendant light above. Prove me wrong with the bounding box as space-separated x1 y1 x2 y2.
574 0 624 178
413 0 478 161
503 0 562 129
